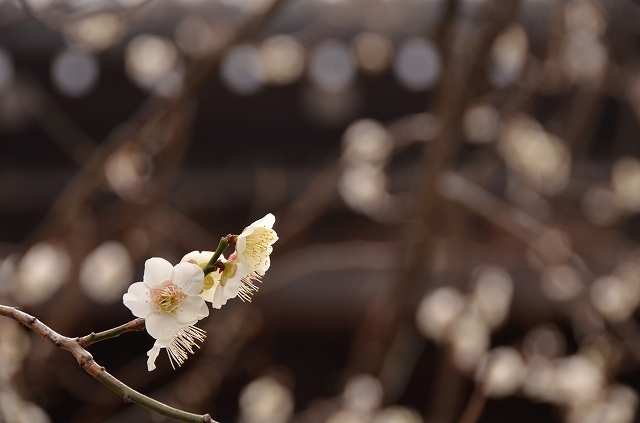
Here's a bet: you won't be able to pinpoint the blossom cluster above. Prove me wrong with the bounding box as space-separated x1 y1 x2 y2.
122 214 278 371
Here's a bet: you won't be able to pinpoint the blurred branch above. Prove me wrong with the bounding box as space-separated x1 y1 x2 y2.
77 318 146 348
262 240 397 295
19 81 99 164
30 0 288 243
177 0 288 101
455 387 486 423
147 204 220 251
0 306 215 423
339 0 522 406
276 160 341 244
438 171 544 242
355 0 524 416
14 0 37 21
438 170 593 277
609 318 640 366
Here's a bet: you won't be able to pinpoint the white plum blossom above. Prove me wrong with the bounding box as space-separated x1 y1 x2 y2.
123 257 209 371
181 250 236 309
227 213 278 302
181 251 257 308
181 250 222 291
235 213 278 275
179 214 278 308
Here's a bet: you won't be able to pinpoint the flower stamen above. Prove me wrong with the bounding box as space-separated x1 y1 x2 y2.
151 282 187 314
238 272 262 302
242 227 277 271
166 325 207 369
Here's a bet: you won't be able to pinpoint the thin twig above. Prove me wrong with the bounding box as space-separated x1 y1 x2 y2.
456 386 487 423
19 81 99 164
0 306 215 423
437 170 595 278
77 318 146 348
30 0 289 243
202 237 231 276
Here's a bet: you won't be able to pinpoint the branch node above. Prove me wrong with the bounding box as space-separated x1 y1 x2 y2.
29 316 36 323
85 361 103 377
204 414 214 423
123 395 132 403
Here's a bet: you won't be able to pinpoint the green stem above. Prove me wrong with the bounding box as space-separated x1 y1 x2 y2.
202 237 230 276
92 366 213 423
77 318 146 348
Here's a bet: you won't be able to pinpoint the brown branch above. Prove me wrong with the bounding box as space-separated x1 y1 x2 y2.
0 306 214 423
77 318 146 348
437 170 594 277
30 0 289 243
456 387 487 423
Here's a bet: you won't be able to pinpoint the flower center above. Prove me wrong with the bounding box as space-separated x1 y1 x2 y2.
151 281 186 314
244 228 276 268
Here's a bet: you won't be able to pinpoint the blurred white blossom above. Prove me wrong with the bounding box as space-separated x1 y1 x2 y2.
499 116 571 196
372 407 422 423
590 275 638 322
448 312 490 372
541 264 584 302
239 377 294 423
14 242 70 306
489 24 528 87
260 35 306 85
611 156 640 212
477 347 526 398
416 286 465 341
343 374 383 413
471 265 513 328
0 320 31 381
555 355 604 404
80 241 133 304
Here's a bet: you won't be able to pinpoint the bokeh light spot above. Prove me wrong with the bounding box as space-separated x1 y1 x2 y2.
221 44 264 95
51 49 99 97
393 37 441 91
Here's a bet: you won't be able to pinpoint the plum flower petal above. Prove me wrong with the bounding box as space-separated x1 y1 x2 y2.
207 264 243 309
181 250 225 303
235 213 278 275
212 277 241 308
145 311 186 342
173 261 207 295
181 251 215 267
122 282 153 318
143 257 173 288
181 250 223 290
147 343 162 371
192 258 255 308
214 261 262 307
199 283 218 304
175 296 209 323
